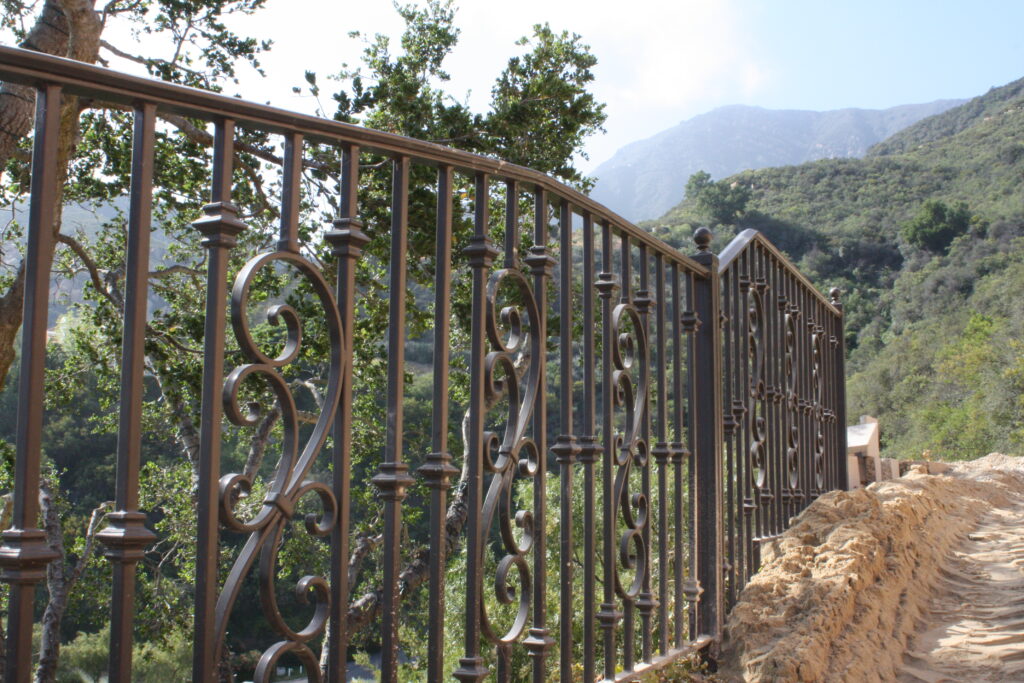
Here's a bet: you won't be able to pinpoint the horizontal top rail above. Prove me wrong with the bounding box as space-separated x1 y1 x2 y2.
719 228 840 316
0 45 708 276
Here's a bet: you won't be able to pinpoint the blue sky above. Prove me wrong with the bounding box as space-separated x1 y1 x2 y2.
737 1 1024 112
99 0 1024 171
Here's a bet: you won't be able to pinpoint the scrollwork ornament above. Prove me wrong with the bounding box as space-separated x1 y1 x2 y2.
478 266 543 647
784 309 800 491
610 301 649 600
212 249 345 679
811 330 825 491
748 284 767 493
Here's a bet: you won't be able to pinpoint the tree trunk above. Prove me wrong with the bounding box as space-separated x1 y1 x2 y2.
36 485 109 683
0 0 101 391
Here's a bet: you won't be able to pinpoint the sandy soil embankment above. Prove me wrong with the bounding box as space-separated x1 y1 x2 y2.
717 454 1024 682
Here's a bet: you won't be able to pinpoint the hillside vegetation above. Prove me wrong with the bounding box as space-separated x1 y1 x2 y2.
589 99 963 221
648 76 1024 460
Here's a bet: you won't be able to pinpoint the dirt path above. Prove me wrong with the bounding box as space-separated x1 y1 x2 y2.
900 489 1024 682
718 453 1024 682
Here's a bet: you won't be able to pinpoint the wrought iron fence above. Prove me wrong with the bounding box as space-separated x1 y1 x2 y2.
0 46 846 682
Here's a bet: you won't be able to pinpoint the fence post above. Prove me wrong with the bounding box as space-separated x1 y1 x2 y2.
690 228 724 649
830 288 849 490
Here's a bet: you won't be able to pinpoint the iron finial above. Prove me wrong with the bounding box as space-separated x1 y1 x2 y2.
829 287 842 305
694 226 712 252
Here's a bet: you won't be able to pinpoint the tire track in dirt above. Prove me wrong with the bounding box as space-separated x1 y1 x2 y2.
717 453 1024 682
900 494 1024 682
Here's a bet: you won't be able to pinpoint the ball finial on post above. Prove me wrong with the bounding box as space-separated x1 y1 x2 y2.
694 226 712 252
829 287 842 306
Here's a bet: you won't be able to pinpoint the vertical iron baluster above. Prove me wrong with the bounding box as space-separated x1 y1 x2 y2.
193 118 247 681
794 278 805 512
494 179 520 683
620 232 634 673
770 260 778 532
596 220 619 681
455 172 495 683
580 212 599 683
691 229 723 642
823 299 831 491
683 267 698 641
751 250 765 568
826 302 837 492
652 255 670 655
417 165 457 682
795 283 806 511
781 269 789 516
523 188 555 681
771 260 781 531
635 245 655 665
781 271 795 524
816 298 828 493
550 198 580 683
376 156 416 682
799 285 811 510
731 263 745 593
739 250 753 583
827 300 837 491
278 133 303 253
325 144 369 682
97 102 158 683
670 262 684 648
0 83 62 683
830 288 848 491
767 250 778 539
720 262 736 611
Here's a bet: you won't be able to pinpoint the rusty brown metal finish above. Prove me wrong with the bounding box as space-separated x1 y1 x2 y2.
96 101 158 682
0 82 63 683
191 117 246 682
0 45 849 681
419 164 458 682
523 187 556 682
326 142 368 682
580 211 598 683
453 172 494 683
552 198 580 683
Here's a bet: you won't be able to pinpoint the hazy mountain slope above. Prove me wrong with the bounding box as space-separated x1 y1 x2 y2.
590 100 964 221
868 76 1024 156
652 77 1024 461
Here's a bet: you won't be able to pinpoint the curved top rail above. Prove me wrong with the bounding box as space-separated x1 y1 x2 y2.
0 46 707 276
719 228 840 316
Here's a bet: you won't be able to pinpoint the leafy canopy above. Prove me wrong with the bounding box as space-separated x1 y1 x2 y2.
900 198 971 253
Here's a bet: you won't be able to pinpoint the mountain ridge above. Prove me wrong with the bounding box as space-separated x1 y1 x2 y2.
590 99 965 221
648 74 1024 461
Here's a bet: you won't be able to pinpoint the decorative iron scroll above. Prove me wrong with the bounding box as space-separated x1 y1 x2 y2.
479 265 542 650
0 44 854 683
811 322 825 493
784 303 801 498
214 250 345 681
611 300 650 602
747 278 767 500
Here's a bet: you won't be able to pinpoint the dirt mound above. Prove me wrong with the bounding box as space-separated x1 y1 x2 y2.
718 454 1024 682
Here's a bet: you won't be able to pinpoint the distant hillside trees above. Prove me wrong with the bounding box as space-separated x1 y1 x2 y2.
685 170 751 226
901 199 972 253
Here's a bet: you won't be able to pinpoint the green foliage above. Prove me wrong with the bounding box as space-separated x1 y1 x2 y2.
0 0 610 676
655 73 1024 461
56 626 191 682
488 23 606 188
684 170 750 227
900 199 971 253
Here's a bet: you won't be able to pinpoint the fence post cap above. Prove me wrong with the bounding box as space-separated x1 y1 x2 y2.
694 226 713 251
829 287 842 304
